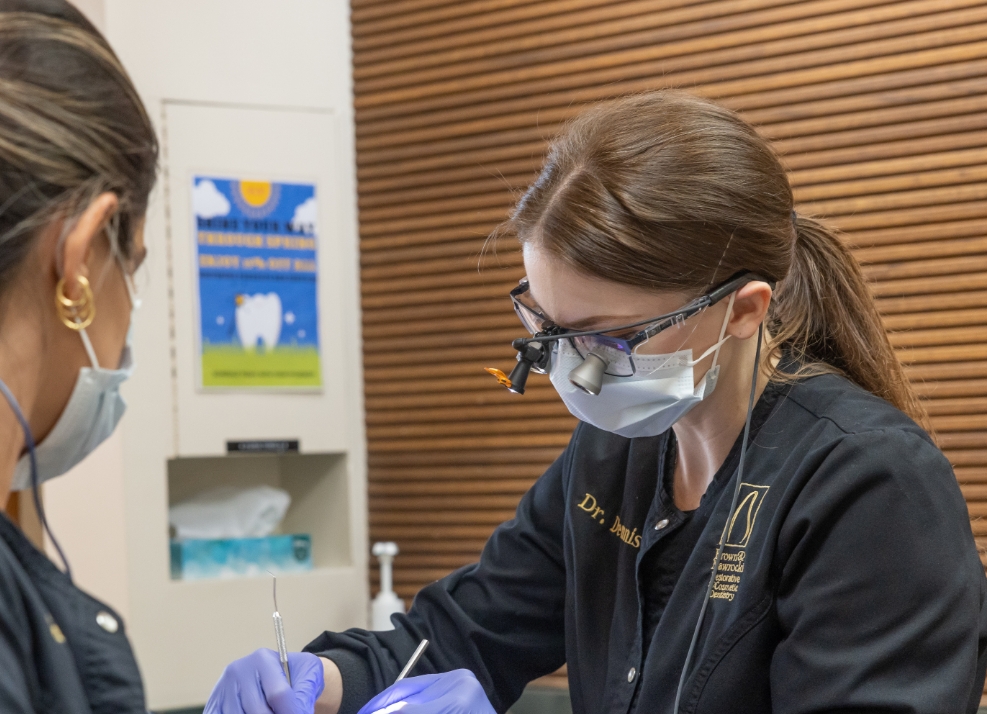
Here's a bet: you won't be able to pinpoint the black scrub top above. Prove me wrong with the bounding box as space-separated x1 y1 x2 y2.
308 371 987 714
0 512 145 713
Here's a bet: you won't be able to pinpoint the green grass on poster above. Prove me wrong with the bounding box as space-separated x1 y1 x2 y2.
201 345 321 388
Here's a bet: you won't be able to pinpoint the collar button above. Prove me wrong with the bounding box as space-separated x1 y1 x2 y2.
96 611 118 634
654 518 669 531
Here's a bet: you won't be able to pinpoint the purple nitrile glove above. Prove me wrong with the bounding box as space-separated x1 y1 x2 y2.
204 648 325 714
356 669 496 714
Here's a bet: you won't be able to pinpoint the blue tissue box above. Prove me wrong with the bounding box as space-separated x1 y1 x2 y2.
170 534 312 580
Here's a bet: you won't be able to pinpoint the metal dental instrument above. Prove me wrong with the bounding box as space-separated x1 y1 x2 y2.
395 639 429 682
270 573 291 686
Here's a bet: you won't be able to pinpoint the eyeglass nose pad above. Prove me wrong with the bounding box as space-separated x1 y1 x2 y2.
569 353 608 396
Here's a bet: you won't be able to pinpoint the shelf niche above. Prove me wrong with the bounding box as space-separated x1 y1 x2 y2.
166 452 351 576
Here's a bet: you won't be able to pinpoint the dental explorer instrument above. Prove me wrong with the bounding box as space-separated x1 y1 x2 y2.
270 573 291 686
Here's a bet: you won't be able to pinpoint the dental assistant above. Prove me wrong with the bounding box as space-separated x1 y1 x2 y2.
211 90 987 714
0 1 158 711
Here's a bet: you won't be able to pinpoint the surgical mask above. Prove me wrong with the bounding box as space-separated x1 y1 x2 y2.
549 297 733 439
11 261 139 490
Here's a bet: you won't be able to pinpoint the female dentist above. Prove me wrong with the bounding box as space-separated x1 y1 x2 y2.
0 0 158 710
210 90 987 714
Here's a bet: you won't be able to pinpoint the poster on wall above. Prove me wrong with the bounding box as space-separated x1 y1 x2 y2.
191 175 322 389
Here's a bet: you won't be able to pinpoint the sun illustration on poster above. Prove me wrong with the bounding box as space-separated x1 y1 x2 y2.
232 180 282 219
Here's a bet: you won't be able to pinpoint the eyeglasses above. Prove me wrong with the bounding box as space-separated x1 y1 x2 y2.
510 272 764 377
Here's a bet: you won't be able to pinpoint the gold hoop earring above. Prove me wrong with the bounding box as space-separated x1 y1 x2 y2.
55 276 95 330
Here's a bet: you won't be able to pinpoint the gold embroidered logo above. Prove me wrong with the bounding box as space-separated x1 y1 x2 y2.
725 483 769 548
711 483 769 602
711 551 744 601
577 493 606 523
576 493 641 549
609 515 642 549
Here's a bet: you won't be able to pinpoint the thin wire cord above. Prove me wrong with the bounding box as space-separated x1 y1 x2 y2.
0 377 72 579
673 322 763 714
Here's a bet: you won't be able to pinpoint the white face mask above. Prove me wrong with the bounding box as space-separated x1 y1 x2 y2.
11 262 139 491
549 296 733 439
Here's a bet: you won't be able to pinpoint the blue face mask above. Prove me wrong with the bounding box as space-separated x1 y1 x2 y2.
10 258 139 491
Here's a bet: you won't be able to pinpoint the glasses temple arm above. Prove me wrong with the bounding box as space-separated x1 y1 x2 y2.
705 272 772 304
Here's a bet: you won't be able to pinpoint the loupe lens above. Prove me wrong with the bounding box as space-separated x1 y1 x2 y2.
571 336 634 376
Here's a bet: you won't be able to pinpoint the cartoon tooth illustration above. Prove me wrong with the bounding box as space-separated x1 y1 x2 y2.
235 293 283 351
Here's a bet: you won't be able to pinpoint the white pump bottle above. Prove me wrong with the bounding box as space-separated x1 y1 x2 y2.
371 541 405 630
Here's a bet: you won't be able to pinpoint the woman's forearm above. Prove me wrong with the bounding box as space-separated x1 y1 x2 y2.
315 657 343 714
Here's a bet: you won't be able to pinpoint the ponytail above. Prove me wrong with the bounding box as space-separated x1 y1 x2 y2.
768 215 930 432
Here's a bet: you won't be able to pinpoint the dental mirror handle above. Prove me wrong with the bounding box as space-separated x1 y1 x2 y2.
395 639 429 682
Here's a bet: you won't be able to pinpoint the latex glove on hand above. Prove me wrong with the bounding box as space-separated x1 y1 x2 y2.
357 669 496 714
205 649 325 714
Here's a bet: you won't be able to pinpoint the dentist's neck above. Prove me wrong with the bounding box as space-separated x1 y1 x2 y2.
670 332 772 511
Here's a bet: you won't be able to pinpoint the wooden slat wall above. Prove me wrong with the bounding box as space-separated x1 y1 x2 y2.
353 0 987 691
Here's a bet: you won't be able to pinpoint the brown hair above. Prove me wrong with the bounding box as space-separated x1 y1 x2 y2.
497 90 928 430
0 0 158 285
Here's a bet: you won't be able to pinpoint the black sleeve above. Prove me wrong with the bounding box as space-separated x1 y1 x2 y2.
771 429 987 713
305 449 570 714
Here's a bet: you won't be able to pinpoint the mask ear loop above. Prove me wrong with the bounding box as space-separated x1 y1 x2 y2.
673 320 762 714
75 219 139 372
631 302 711 377
107 218 141 310
0 378 72 579
704 291 736 374
633 304 708 357
637 293 736 377
78 329 102 370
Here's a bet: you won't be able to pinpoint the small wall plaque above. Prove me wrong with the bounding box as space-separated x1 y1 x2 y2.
226 439 300 454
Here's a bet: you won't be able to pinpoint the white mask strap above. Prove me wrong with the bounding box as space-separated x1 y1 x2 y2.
692 292 736 369
79 328 101 370
75 251 138 371
115 251 140 311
